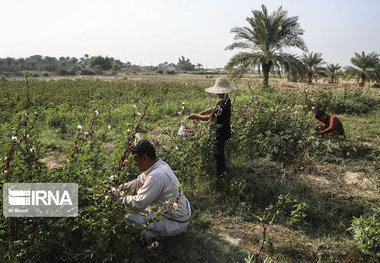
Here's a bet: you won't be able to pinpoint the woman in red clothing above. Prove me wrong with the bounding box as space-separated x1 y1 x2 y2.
315 110 345 137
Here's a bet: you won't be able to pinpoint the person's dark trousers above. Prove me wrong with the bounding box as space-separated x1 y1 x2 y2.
215 139 227 176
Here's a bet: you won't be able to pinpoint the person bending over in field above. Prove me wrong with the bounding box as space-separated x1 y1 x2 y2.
314 110 345 137
188 77 236 177
117 139 191 238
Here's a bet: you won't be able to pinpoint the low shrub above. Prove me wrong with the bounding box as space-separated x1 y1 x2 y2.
0 101 155 262
309 89 379 114
350 208 380 259
232 101 316 163
80 68 94 75
58 69 76 76
46 111 70 134
165 70 176 75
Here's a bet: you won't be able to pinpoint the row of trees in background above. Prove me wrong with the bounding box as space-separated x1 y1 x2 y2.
0 54 125 77
1 4 378 86
295 51 380 86
299 51 380 86
0 54 203 77
225 4 380 87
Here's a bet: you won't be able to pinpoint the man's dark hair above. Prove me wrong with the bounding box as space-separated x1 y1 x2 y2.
315 110 326 120
132 139 156 160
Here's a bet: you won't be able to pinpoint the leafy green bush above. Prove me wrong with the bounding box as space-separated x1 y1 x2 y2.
0 94 155 262
370 149 380 174
156 119 216 185
350 209 380 259
232 100 317 163
165 70 176 75
58 69 76 76
80 68 94 75
310 89 379 114
46 111 70 134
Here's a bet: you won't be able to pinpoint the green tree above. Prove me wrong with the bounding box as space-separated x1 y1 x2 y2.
27 55 43 70
177 56 195 71
301 52 325 84
325 63 342 83
345 51 380 86
112 63 121 75
79 54 90 69
93 65 103 75
225 4 307 88
42 56 58 72
89 56 112 71
70 57 79 72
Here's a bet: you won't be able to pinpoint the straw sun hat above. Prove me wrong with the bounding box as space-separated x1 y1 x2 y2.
205 77 237 94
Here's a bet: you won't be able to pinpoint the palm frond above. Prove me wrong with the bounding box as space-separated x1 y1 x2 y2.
225 52 262 79
275 53 305 80
225 41 254 51
225 4 307 86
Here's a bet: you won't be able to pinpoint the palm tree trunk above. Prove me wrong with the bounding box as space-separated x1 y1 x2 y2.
360 73 366 87
262 62 271 88
308 72 313 84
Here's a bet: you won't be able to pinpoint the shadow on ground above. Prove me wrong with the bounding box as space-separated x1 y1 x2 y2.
147 231 246 263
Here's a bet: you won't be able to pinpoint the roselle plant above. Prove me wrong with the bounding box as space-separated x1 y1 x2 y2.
0 79 158 262
231 99 317 164
1 75 378 262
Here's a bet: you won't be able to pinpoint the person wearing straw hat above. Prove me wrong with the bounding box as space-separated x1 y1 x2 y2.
188 77 236 177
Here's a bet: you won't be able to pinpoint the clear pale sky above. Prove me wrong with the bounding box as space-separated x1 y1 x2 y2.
1 0 379 68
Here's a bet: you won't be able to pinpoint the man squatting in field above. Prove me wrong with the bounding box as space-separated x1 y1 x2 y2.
188 77 236 177
117 139 191 238
314 110 345 137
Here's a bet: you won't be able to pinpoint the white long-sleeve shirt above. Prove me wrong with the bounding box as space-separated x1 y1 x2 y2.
119 159 191 222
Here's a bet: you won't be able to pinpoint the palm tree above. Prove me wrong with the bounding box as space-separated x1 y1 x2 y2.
225 5 307 88
301 52 325 84
325 63 342 83
345 51 379 86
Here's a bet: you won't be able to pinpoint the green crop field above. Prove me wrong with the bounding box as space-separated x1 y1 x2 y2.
1 76 379 262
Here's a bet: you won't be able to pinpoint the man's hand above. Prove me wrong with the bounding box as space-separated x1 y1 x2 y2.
117 183 135 196
315 125 324 132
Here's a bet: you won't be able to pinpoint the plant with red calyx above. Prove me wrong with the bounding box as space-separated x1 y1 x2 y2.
245 205 278 263
70 126 83 162
91 109 112 164
232 95 258 131
87 108 99 141
117 101 149 174
3 136 22 180
31 220 38 231
100 110 112 143
3 76 41 178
